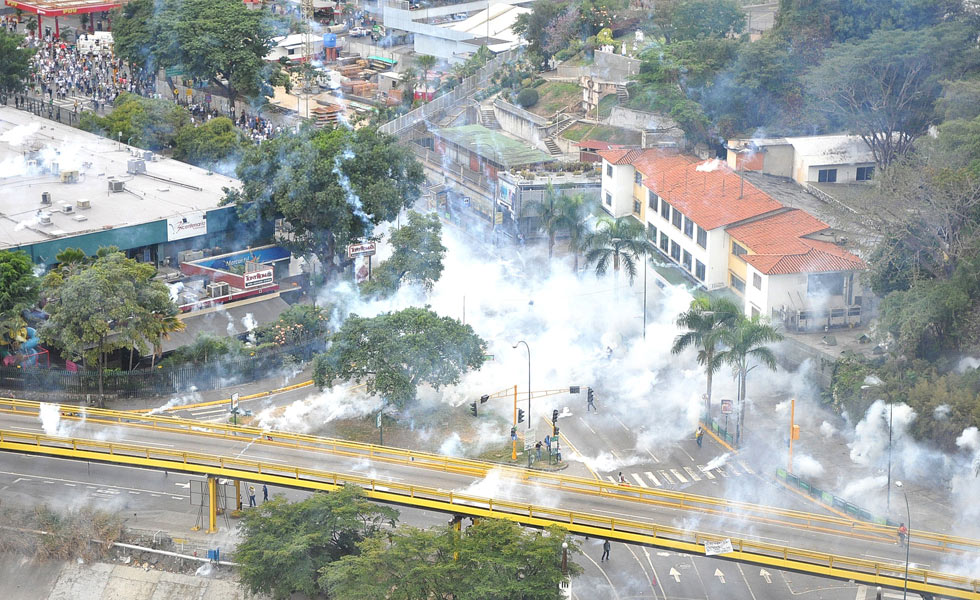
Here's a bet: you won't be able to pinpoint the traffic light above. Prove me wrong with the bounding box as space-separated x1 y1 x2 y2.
510 426 517 438
517 408 525 423
553 425 560 437
480 394 489 404
552 409 559 424
469 402 478 417
588 387 595 404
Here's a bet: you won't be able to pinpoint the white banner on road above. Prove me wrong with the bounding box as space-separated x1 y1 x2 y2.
703 539 734 556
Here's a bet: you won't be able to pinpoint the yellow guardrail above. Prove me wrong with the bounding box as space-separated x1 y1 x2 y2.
129 379 316 414
2 397 979 557
0 428 977 599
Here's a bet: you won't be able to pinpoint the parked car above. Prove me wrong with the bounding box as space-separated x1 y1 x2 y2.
349 27 367 37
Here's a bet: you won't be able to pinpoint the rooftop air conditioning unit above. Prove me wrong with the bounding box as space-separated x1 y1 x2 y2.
143 151 154 161
41 192 51 205
76 198 91 209
127 159 146 175
61 170 79 183
38 212 52 225
59 203 74 214
49 161 60 175
108 179 125 193
73 214 88 222
207 282 230 298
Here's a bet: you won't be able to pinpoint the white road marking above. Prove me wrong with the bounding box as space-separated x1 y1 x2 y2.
578 417 597 435
644 471 661 486
698 465 715 479
174 482 190 489
658 470 674 485
683 466 700 481
714 568 726 584
12 477 30 484
855 585 867 600
716 467 729 478
63 483 76 487
44 480 54 484
645 449 660 464
128 491 140 495
120 438 174 449
631 473 647 488
614 416 630 432
727 464 741 476
171 496 185 501
669 469 688 483
739 460 755 475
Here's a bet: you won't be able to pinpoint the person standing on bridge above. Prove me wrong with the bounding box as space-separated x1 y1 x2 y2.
248 486 257 507
897 523 907 546
601 539 611 561
262 484 269 503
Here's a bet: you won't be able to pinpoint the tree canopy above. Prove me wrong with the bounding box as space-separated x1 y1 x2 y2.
173 116 246 173
112 0 282 103
226 125 424 275
323 520 581 600
360 211 447 300
312 307 487 407
236 486 398 600
79 92 190 151
0 30 34 95
0 251 40 338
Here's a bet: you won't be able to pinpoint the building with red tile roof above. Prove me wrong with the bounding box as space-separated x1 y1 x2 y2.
598 148 866 330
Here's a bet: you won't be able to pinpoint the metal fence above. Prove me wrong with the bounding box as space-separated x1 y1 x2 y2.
776 468 895 526
379 47 521 136
0 337 326 399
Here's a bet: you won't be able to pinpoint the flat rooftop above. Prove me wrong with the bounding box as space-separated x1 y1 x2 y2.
0 107 239 251
432 124 553 169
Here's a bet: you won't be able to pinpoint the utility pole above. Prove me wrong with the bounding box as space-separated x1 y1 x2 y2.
301 0 315 119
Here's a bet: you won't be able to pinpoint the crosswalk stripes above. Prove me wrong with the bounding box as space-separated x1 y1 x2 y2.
644 471 661 486
630 473 647 487
669 468 688 483
658 470 674 485
683 466 700 481
699 466 715 480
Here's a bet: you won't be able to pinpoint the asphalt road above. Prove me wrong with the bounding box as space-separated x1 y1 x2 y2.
0 451 913 600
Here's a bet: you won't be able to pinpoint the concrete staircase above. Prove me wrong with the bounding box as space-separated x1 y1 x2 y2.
543 137 562 156
616 84 629 105
480 106 499 129
552 115 577 137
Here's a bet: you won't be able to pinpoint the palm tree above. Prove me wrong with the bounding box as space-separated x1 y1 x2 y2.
671 295 742 418
715 315 783 447
524 184 564 258
415 54 437 99
397 67 419 105
557 193 591 273
584 216 648 286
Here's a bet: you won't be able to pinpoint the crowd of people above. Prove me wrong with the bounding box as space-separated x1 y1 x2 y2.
7 19 289 145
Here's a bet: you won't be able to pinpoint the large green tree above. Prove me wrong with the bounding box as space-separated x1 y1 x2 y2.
806 24 979 169
669 0 745 42
312 307 487 406
79 92 190 151
236 486 399 600
360 211 447 299
323 520 581 600
0 30 34 95
41 251 179 404
671 295 743 418
511 0 564 62
714 316 782 446
0 251 40 340
227 125 424 277
112 0 281 104
173 117 246 172
584 216 649 286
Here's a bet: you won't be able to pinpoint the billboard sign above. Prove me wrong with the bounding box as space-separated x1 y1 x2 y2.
243 268 274 288
167 212 207 241
720 399 733 415
347 241 377 258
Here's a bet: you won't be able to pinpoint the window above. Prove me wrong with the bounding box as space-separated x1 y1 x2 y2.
695 260 705 281
683 216 694 238
670 240 680 261
732 241 748 259
661 200 671 221
730 273 746 294
672 207 682 229
633 199 641 214
696 226 707 248
647 223 657 241
751 305 760 318
648 190 658 212
682 250 692 271
818 168 837 183
753 272 762 290
605 192 612 206
606 164 613 177
634 171 642 184
856 166 874 181
659 232 669 252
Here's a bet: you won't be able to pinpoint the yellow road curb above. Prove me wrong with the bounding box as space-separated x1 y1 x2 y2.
131 380 315 414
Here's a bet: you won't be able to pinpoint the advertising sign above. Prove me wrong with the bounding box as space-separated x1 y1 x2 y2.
498 180 515 209
703 539 733 556
167 212 207 241
347 241 377 258
524 427 536 451
243 268 274 288
720 399 734 415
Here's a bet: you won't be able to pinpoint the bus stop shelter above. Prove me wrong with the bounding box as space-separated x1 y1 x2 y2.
5 0 123 37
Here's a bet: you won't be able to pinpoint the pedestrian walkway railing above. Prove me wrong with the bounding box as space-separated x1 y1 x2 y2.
777 468 898 527
0 428 977 599
2 398 979 559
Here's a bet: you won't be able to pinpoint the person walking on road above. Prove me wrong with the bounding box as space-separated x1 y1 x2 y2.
696 426 704 448
898 523 907 546
248 486 257 507
587 394 597 413
601 539 611 561
262 484 269 503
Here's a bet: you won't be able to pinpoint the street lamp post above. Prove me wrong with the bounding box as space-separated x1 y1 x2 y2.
512 340 531 429
895 481 911 600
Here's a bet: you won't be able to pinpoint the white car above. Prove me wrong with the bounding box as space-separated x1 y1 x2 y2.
349 27 367 38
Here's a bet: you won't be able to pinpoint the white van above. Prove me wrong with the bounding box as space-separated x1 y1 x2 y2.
77 32 113 56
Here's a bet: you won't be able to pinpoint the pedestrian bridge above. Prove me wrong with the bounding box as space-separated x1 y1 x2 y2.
0 399 977 599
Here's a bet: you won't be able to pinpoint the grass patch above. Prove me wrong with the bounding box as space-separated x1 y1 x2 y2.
532 81 581 116
583 125 641 145
561 123 594 142
598 93 618 118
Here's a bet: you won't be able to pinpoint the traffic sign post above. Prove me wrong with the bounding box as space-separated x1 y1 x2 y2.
525 427 535 467
229 393 240 426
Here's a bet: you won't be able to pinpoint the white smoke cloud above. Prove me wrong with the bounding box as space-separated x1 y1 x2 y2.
256 386 381 433
38 402 86 437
